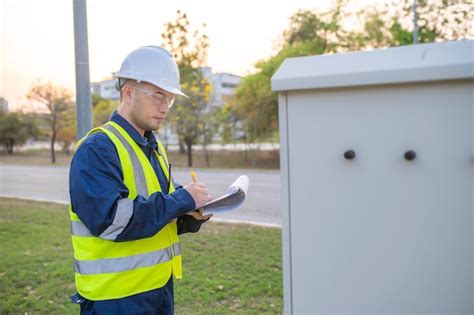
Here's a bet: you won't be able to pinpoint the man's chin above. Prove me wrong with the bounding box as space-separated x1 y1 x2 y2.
147 123 161 131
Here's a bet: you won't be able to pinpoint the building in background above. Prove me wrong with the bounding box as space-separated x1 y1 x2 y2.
0 97 9 112
91 79 120 101
201 67 242 107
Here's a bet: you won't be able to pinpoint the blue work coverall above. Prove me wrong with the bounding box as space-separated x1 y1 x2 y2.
69 111 203 314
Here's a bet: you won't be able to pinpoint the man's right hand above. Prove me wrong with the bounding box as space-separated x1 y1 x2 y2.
183 182 212 209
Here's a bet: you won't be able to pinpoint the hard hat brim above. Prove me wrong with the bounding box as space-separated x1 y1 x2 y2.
115 75 189 98
165 87 189 98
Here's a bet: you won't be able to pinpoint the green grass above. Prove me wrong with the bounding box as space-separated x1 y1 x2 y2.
0 198 283 314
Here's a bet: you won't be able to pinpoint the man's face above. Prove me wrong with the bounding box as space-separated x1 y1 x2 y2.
127 82 174 132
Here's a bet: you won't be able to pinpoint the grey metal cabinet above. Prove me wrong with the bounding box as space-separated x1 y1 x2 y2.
272 40 473 314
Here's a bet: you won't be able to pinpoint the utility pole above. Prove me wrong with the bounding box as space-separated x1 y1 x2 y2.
413 0 418 44
73 0 92 139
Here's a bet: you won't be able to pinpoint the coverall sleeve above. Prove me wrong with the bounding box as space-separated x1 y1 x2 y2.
69 132 195 242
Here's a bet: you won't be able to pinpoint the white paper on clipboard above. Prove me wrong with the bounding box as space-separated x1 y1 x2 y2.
201 175 249 214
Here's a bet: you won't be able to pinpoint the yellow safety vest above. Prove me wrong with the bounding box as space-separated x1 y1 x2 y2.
69 121 182 301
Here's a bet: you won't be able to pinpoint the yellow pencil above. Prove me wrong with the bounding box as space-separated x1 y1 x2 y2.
190 171 198 183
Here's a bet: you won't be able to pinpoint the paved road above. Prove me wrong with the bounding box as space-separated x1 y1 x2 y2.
0 165 282 226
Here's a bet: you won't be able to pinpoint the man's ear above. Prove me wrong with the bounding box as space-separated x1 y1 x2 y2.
122 85 133 99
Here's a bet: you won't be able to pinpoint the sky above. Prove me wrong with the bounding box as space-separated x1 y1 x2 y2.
1 0 386 111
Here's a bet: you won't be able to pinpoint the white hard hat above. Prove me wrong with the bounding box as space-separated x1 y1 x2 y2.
115 46 188 97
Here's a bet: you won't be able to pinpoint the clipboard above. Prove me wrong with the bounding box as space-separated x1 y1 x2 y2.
201 175 249 214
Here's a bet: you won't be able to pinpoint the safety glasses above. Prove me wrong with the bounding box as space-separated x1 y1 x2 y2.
131 85 175 108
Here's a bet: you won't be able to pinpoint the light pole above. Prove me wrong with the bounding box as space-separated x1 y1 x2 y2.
73 0 93 139
413 0 418 44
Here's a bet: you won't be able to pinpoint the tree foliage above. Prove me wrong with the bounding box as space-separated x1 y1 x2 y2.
233 0 473 143
161 10 212 167
234 2 348 143
217 103 241 145
169 75 212 166
0 111 37 154
27 82 75 163
92 95 118 127
348 0 473 49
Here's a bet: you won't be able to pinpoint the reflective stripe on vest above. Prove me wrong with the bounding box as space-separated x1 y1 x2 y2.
74 243 181 275
70 121 182 301
102 124 149 197
71 198 133 240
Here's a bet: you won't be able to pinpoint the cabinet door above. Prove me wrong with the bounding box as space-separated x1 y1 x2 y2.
286 82 473 314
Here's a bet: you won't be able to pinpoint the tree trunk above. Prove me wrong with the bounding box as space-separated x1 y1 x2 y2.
51 131 57 164
179 139 186 154
7 139 14 154
202 134 211 167
251 145 258 168
64 142 71 156
243 137 249 166
51 114 57 164
185 139 193 167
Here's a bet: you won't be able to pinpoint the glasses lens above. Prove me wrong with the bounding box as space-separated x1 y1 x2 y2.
154 93 174 108
133 85 175 108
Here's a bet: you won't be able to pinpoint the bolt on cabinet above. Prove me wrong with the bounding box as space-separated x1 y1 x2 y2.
272 40 473 314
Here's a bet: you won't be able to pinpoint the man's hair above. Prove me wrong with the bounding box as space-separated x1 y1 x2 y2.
118 79 131 101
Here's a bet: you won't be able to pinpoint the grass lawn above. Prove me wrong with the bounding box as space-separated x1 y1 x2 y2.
0 198 283 314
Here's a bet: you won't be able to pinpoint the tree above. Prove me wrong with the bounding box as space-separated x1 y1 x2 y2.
92 95 118 127
281 1 348 53
234 3 347 146
56 118 76 155
218 103 240 145
200 103 223 167
392 0 473 44
233 0 473 148
161 10 212 167
0 112 37 154
27 82 75 163
167 73 212 167
347 0 473 49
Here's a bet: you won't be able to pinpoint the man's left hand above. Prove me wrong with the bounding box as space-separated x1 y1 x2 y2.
186 208 213 221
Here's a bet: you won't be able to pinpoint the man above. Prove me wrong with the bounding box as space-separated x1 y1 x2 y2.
69 46 212 314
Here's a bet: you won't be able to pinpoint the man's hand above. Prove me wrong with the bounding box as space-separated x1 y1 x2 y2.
186 208 213 221
183 182 212 209
184 171 213 222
